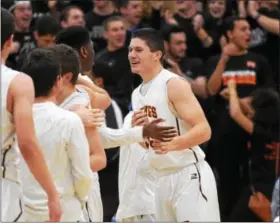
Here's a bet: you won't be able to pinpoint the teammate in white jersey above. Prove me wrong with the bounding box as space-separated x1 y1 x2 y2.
49 39 177 221
1 8 61 222
129 28 220 222
19 48 93 221
116 110 157 222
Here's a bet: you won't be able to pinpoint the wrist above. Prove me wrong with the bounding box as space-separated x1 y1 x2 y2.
251 11 261 20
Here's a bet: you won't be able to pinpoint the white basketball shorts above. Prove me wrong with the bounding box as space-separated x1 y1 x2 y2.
83 176 103 222
1 179 22 222
155 160 220 222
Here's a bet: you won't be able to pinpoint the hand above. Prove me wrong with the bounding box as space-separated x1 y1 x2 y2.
222 43 240 57
164 57 183 76
143 119 177 142
220 88 230 100
132 110 149 127
193 14 204 32
72 105 105 127
10 41 20 54
152 137 179 155
247 1 259 17
163 10 178 25
47 193 62 222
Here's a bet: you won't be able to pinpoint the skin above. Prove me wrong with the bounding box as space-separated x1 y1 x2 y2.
128 37 211 154
2 35 61 222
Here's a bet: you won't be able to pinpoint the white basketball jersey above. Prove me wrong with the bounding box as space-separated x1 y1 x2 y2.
1 64 20 183
132 69 205 172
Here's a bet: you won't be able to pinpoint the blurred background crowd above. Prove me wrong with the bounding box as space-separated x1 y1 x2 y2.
1 0 279 222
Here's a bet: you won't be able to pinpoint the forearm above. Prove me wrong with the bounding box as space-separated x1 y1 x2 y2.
170 123 211 151
229 88 243 117
196 28 213 48
19 142 58 198
207 55 228 95
257 15 280 36
85 127 106 172
98 126 144 148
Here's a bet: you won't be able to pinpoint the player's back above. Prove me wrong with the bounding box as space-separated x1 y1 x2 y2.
132 69 205 173
20 101 88 220
1 64 20 183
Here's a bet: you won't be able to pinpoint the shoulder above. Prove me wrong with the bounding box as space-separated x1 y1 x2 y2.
95 48 109 60
10 73 34 97
247 52 269 64
55 106 83 129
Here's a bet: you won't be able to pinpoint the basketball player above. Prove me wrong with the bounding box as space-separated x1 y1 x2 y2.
129 28 220 222
19 48 92 222
49 43 178 221
116 110 157 222
1 8 61 222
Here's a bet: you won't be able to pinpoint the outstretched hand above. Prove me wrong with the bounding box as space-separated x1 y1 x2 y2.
143 118 177 142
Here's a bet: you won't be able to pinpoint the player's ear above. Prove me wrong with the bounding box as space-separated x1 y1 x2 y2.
153 51 163 61
80 46 88 59
63 72 73 83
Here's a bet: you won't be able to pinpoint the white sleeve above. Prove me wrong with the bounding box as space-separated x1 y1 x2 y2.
98 112 144 149
67 114 92 203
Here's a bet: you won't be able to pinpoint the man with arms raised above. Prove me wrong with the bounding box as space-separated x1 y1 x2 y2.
1 8 61 222
129 28 220 222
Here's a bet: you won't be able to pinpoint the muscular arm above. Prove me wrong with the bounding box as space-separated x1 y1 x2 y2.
166 78 211 150
77 75 111 110
9 74 59 200
256 15 280 36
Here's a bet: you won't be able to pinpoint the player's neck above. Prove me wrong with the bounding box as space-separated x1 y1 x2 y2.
35 95 56 104
56 85 76 105
141 65 163 83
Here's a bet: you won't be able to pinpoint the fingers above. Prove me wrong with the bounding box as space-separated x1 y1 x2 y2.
150 118 165 125
132 110 148 126
134 116 148 126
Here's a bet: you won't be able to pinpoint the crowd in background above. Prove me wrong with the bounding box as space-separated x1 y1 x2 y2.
1 0 279 222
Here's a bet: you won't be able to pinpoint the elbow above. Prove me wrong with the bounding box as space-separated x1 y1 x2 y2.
207 85 217 96
90 156 107 172
202 122 212 143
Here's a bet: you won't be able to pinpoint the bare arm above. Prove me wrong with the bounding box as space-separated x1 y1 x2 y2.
207 54 228 96
10 74 61 221
161 78 211 151
228 81 254 134
85 126 107 172
254 14 280 36
77 75 111 110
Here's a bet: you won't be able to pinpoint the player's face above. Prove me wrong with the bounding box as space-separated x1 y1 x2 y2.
128 38 158 74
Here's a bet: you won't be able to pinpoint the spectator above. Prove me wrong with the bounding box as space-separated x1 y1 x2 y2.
206 16 274 221
227 81 280 221
17 15 60 70
162 25 207 100
202 0 228 59
172 0 205 59
95 16 134 116
239 0 280 90
6 1 36 69
60 5 85 29
86 0 118 53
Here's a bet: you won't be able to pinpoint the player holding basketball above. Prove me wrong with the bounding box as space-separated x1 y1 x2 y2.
129 28 220 222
